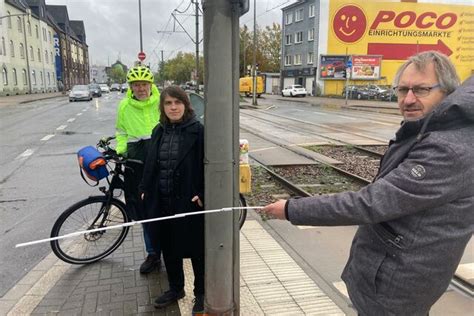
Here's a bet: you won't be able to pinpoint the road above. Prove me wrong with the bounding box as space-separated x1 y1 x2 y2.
0 93 121 296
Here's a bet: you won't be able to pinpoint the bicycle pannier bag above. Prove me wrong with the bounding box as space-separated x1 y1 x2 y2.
77 146 109 181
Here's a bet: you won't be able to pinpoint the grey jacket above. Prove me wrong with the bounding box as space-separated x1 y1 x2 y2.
287 76 474 315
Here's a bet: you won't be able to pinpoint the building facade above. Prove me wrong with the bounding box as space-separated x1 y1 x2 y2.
0 0 88 96
280 0 320 95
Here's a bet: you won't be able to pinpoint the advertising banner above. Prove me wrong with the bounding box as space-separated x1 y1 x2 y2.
351 55 382 80
319 55 348 80
53 34 63 82
327 0 474 81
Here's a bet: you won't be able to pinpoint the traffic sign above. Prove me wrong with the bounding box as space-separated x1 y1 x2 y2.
138 51 146 61
347 60 352 68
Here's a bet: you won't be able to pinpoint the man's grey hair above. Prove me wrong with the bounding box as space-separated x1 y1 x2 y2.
393 51 460 95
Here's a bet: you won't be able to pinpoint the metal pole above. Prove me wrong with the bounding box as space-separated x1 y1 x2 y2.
203 0 239 314
138 0 143 54
344 47 349 106
195 0 200 93
22 15 32 94
160 49 164 87
252 0 257 105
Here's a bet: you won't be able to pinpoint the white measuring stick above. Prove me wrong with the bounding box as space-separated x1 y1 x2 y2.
15 206 264 248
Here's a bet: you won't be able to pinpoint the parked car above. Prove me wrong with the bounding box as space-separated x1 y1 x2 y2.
88 83 102 97
110 83 121 91
99 84 110 93
342 85 376 100
69 85 93 102
282 85 307 97
378 89 398 102
121 83 128 93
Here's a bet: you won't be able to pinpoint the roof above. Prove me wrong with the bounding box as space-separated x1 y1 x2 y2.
281 0 307 11
69 20 86 44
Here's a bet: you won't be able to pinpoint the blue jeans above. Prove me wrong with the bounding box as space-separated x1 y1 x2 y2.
143 224 160 255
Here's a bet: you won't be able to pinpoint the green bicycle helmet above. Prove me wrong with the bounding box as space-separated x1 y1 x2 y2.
126 66 154 83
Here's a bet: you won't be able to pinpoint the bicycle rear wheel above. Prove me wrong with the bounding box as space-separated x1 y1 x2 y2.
50 196 129 264
239 194 247 229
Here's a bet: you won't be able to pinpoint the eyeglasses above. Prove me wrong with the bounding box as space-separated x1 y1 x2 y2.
393 84 441 98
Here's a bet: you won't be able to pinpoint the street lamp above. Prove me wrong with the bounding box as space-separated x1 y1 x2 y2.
0 9 32 94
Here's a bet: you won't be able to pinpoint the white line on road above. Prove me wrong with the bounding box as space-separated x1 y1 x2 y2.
56 125 67 130
66 118 76 123
16 149 35 160
313 111 328 115
82 109 87 112
40 134 55 141
76 113 82 116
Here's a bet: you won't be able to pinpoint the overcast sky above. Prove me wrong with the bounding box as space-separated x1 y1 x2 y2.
46 0 285 71
46 0 472 72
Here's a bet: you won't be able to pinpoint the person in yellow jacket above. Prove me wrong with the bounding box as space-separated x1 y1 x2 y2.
115 65 162 274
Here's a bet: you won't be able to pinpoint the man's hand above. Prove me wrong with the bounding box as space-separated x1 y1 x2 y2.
191 195 203 208
261 199 288 220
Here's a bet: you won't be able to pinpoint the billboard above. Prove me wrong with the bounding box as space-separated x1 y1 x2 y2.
351 55 382 80
319 55 348 79
53 34 63 82
327 0 474 82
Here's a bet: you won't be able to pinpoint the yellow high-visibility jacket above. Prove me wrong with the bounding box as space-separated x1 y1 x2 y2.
115 84 160 155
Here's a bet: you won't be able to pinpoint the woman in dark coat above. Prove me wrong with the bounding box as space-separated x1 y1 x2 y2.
140 86 205 313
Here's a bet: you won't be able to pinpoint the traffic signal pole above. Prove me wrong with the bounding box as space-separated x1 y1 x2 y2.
203 0 241 314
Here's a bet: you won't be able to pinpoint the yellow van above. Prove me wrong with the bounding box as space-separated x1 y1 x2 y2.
239 76 264 97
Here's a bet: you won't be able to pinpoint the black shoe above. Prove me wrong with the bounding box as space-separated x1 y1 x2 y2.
139 254 161 274
154 289 185 308
192 294 204 314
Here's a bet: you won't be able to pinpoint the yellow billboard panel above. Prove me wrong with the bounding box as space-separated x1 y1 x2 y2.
327 0 474 86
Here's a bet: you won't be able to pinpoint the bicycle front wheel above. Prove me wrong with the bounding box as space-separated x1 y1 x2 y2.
50 196 129 264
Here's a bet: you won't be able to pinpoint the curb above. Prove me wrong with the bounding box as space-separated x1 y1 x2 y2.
19 95 67 104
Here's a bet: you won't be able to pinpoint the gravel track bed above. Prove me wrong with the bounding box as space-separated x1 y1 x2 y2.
305 145 382 180
359 145 388 156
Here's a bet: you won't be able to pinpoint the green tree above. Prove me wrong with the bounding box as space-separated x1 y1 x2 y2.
109 64 126 83
240 23 281 76
162 52 204 84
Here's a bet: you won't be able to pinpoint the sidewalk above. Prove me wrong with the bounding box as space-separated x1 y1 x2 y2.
0 92 66 107
0 218 349 315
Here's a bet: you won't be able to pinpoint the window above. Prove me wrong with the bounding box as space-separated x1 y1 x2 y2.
285 34 293 45
294 54 302 65
37 48 41 62
285 12 293 25
22 69 27 85
48 31 52 43
295 31 303 43
7 11 12 29
13 68 18 85
308 28 314 41
17 17 22 33
45 50 49 64
10 40 14 57
285 55 292 66
0 37 4 55
50 51 53 63
40 71 43 85
2 67 8 85
309 4 315 18
307 52 314 64
296 8 303 22
20 43 25 59
42 28 47 41
30 46 34 61
48 72 51 85
35 25 39 38
32 70 36 85
27 21 31 36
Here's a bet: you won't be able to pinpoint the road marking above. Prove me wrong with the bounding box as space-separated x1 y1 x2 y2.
56 125 67 130
82 109 87 112
40 134 55 141
16 149 35 160
66 118 76 123
76 113 82 116
313 111 328 115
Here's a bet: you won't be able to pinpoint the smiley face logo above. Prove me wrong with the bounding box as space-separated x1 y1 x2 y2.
333 5 367 43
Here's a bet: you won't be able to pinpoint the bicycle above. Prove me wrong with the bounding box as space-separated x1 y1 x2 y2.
50 136 247 264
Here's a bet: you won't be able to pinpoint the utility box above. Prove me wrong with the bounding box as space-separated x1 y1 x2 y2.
239 139 251 193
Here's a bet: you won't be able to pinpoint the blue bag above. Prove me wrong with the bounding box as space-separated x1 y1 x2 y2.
77 146 109 183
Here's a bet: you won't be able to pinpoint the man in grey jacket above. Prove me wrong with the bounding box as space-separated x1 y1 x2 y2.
262 51 473 315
